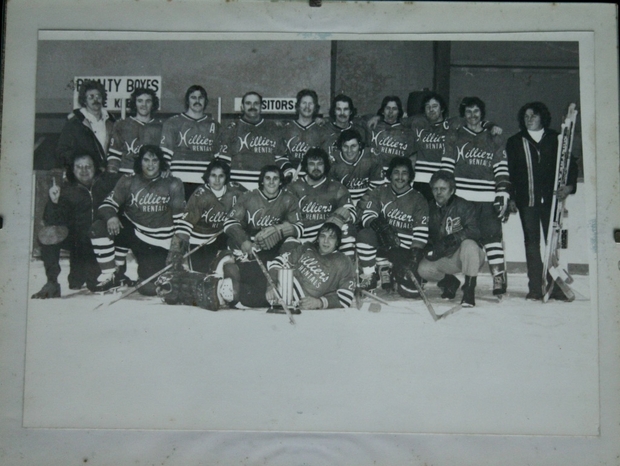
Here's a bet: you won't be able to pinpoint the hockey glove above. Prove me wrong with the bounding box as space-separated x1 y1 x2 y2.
389 247 424 288
166 235 189 270
493 191 510 222
426 234 460 261
370 217 400 249
255 226 283 251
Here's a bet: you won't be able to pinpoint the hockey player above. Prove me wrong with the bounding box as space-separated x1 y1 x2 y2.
368 96 417 176
506 102 578 300
107 87 163 175
356 156 429 297
417 170 485 307
266 222 357 309
281 89 329 171
160 85 221 199
90 145 186 295
329 128 384 204
31 154 118 298
284 148 356 256
167 160 247 273
220 165 303 307
442 96 511 297
56 80 115 170
321 94 370 160
217 91 294 190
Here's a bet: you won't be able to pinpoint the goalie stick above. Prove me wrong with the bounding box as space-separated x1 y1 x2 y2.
542 103 578 303
93 240 210 310
252 250 296 325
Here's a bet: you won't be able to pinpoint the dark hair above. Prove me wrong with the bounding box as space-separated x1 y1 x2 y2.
65 153 98 183
336 128 365 152
316 222 343 249
258 164 283 191
429 170 457 192
420 92 448 119
459 96 486 119
377 95 404 121
517 101 552 132
329 94 357 121
133 144 169 174
128 87 160 117
242 91 263 106
78 80 107 108
202 160 231 185
301 148 331 176
184 85 208 110
295 89 320 118
386 156 415 181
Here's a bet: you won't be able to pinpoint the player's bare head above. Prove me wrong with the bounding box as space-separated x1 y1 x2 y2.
386 156 415 180
242 91 263 106
377 95 404 122
66 154 97 184
258 164 283 191
134 144 168 175
301 148 331 177
421 92 448 120
459 96 486 119
295 89 320 118
129 87 159 116
329 94 357 121
184 85 208 110
518 101 551 131
316 222 342 253
430 170 457 193
78 80 107 108
337 129 365 152
202 160 231 185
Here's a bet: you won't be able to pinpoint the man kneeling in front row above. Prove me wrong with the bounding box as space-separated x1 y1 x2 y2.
417 170 485 307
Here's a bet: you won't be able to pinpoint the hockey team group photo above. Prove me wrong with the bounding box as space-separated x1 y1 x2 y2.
29 39 589 320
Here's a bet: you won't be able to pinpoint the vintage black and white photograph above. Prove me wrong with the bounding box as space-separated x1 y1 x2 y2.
1 2 618 465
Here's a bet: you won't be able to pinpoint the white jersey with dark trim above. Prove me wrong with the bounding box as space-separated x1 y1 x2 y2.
285 176 355 242
160 113 220 184
217 118 292 188
442 126 510 202
269 243 356 308
223 189 302 247
359 184 429 249
329 149 384 203
99 174 186 249
107 117 164 174
282 120 329 165
177 183 247 246
369 120 417 171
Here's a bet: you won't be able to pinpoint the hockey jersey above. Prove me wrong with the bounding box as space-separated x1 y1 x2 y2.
107 117 164 174
442 126 510 203
223 188 303 248
359 185 429 249
368 120 417 172
177 182 247 246
160 113 221 184
321 120 369 160
268 243 356 309
329 149 384 203
217 118 293 188
99 174 186 249
285 176 355 242
281 120 329 166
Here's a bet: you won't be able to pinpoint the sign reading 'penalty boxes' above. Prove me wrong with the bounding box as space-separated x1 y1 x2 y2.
72 76 162 111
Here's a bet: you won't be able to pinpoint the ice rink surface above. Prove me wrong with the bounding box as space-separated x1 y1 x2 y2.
24 258 597 436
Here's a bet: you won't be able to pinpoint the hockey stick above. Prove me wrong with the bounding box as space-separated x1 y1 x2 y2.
354 252 363 310
93 241 209 310
252 250 296 325
407 271 439 321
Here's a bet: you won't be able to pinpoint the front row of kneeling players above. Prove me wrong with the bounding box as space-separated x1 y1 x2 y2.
32 145 487 309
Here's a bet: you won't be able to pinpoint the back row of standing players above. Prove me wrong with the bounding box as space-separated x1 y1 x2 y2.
45 80 520 305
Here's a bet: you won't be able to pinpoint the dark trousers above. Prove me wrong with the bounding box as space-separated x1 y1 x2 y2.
188 234 229 274
41 234 100 289
517 202 552 293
